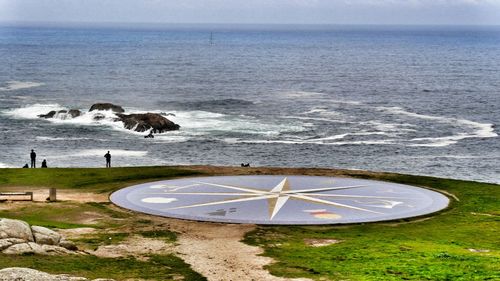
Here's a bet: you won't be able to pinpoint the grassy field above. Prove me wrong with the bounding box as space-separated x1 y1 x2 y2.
0 166 499 281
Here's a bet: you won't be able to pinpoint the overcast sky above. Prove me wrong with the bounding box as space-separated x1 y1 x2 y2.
1 0 500 25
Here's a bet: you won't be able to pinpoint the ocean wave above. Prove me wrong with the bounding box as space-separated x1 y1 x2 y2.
377 106 498 146
36 136 103 141
165 110 306 136
224 136 396 146
281 91 326 98
3 103 65 119
0 81 44 91
51 149 148 158
3 104 307 139
165 98 255 110
0 162 12 168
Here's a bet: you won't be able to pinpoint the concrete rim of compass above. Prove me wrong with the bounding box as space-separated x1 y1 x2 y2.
109 175 450 225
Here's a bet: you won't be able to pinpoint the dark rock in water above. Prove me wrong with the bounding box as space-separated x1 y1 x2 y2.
38 109 81 119
89 103 125 113
93 113 105 121
160 112 176 117
116 113 180 133
38 111 57 119
67 109 81 118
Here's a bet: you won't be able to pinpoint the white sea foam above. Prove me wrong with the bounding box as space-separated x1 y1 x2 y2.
3 104 147 135
0 162 12 168
36 136 98 141
225 138 396 146
165 110 306 136
51 149 148 158
281 91 326 98
284 116 348 123
0 81 44 91
3 104 65 119
377 106 497 147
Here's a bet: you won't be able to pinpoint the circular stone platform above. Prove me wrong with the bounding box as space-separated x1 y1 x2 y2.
110 175 449 225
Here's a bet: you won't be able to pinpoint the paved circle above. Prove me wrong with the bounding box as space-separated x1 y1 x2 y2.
110 175 449 225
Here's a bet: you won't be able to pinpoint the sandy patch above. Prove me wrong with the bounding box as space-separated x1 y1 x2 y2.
0 187 108 203
57 227 97 238
91 235 173 259
304 238 342 247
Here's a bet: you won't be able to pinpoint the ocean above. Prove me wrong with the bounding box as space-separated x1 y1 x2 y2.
0 24 498 183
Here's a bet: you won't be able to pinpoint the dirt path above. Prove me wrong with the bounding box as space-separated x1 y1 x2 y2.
144 217 311 281
0 187 108 203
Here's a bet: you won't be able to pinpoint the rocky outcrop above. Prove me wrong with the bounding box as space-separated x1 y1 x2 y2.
89 103 125 113
32 225 62 245
36 103 180 134
0 218 34 242
0 218 80 255
116 113 180 133
38 110 57 118
38 109 81 119
0 268 115 281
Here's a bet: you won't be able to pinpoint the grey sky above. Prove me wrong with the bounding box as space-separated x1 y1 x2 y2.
1 0 500 25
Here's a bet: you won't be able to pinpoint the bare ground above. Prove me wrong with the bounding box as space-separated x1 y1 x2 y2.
142 216 312 281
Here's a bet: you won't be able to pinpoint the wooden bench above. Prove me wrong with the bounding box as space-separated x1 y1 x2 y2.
0 192 33 201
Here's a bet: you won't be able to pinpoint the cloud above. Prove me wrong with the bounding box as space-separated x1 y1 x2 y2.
0 0 499 25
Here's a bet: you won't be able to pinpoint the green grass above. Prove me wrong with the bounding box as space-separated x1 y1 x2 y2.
0 254 206 281
0 202 131 229
73 232 131 250
0 166 202 193
139 229 178 242
0 166 498 280
244 174 500 281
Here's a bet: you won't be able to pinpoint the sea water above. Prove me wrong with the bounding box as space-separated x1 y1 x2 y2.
0 24 498 183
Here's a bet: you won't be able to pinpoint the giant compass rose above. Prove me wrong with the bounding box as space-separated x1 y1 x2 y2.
110 175 449 225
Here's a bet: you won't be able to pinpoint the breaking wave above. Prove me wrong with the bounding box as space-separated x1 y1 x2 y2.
2 103 307 140
2 99 496 148
0 162 12 168
51 149 148 158
0 81 44 91
377 106 497 147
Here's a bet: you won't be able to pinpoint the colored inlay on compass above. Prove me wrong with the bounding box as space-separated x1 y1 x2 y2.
110 175 449 225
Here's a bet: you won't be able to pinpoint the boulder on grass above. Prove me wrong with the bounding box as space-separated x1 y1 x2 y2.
31 225 62 245
0 218 34 242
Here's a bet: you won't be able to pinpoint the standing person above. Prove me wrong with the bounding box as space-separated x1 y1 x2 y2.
30 149 36 168
104 151 111 168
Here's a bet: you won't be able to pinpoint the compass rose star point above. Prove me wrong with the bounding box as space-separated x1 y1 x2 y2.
160 177 387 219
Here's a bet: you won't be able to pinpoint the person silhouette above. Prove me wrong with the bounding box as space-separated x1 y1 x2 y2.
30 149 36 168
41 159 48 168
104 151 111 168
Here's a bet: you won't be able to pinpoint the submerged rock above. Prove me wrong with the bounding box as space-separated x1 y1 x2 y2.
38 109 81 119
116 113 180 133
38 110 57 118
92 113 106 121
89 103 125 113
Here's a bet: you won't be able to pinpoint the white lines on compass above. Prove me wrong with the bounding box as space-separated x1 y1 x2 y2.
194 181 268 194
159 177 392 219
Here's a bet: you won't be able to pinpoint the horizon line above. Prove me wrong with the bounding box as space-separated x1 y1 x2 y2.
1 20 500 28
